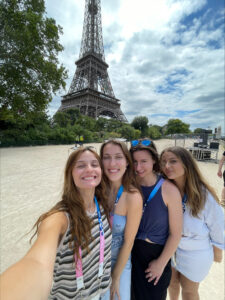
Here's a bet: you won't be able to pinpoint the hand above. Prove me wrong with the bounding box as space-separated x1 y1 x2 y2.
110 275 121 300
145 259 165 286
217 171 222 177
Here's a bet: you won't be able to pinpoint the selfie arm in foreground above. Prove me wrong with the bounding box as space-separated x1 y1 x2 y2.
0 212 67 300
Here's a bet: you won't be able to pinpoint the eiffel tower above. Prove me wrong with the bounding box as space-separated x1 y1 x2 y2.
58 0 127 122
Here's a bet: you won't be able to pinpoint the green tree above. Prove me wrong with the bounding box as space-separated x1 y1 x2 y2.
117 124 137 140
131 116 149 136
64 108 81 125
165 119 190 134
148 126 162 139
0 0 68 121
193 128 205 134
53 112 71 128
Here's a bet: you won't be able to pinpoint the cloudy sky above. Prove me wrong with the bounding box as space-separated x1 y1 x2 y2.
45 0 224 133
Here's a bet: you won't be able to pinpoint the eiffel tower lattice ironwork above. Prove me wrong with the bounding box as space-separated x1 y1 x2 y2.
58 0 127 122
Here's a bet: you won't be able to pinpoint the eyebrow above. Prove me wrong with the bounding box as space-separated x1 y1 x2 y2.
103 152 123 155
76 159 99 163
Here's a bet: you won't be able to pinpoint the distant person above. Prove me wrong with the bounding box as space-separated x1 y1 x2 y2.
130 139 183 300
100 140 142 300
0 147 112 300
217 150 225 203
80 135 84 145
160 146 224 300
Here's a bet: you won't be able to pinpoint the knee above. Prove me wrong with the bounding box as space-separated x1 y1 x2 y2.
181 285 199 299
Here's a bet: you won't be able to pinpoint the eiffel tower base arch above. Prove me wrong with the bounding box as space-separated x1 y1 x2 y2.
59 88 127 122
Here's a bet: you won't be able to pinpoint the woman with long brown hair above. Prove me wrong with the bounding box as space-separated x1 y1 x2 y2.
160 146 224 300
100 140 142 300
1 147 112 300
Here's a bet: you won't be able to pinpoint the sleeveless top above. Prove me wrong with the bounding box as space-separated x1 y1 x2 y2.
49 209 112 300
136 176 169 245
111 214 131 265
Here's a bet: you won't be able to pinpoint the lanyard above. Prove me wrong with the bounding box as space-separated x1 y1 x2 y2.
110 185 124 226
75 196 105 290
143 178 165 214
182 194 187 213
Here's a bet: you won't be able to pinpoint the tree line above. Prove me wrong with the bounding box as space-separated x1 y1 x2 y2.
1 108 199 147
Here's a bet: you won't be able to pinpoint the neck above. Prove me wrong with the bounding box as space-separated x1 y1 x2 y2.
111 180 122 193
140 173 157 186
79 188 95 211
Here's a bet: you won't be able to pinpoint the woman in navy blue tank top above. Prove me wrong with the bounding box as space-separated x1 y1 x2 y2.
130 139 183 300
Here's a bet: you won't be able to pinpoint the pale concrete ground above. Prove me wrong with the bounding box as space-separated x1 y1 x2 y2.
0 139 224 299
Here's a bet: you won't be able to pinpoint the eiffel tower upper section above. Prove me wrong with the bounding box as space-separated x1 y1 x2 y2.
58 0 127 122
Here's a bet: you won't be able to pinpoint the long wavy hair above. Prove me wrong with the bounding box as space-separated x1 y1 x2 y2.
129 138 160 173
100 140 140 193
31 147 110 259
160 146 220 216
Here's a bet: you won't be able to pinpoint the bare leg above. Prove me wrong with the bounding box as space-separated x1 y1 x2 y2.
168 267 180 300
180 273 200 300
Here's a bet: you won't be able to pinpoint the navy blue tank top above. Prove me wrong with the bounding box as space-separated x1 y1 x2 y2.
136 176 169 245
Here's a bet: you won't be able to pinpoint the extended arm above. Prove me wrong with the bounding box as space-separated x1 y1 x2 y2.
0 212 67 300
145 181 182 285
110 191 142 300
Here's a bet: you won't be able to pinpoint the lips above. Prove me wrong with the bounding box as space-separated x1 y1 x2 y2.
136 171 145 176
82 176 97 180
107 169 119 174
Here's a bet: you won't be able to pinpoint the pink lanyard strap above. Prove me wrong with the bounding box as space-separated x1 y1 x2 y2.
75 196 105 290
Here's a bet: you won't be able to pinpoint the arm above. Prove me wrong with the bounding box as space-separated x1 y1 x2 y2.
204 192 224 262
146 181 182 285
217 155 225 177
110 191 142 300
0 212 68 300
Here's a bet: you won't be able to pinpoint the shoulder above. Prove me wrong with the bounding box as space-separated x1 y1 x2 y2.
38 211 68 236
125 189 142 207
162 179 182 205
162 179 180 196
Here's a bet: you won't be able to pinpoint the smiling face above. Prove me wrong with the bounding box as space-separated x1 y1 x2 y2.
102 143 127 184
72 150 102 190
160 151 185 181
133 150 155 180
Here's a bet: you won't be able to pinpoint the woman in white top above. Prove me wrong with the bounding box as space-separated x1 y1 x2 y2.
160 146 224 300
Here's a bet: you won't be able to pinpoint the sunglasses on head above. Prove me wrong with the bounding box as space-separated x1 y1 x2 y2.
131 140 152 147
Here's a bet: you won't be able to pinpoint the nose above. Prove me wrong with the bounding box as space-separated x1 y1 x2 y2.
86 164 94 171
135 162 141 171
164 161 170 169
108 157 116 166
